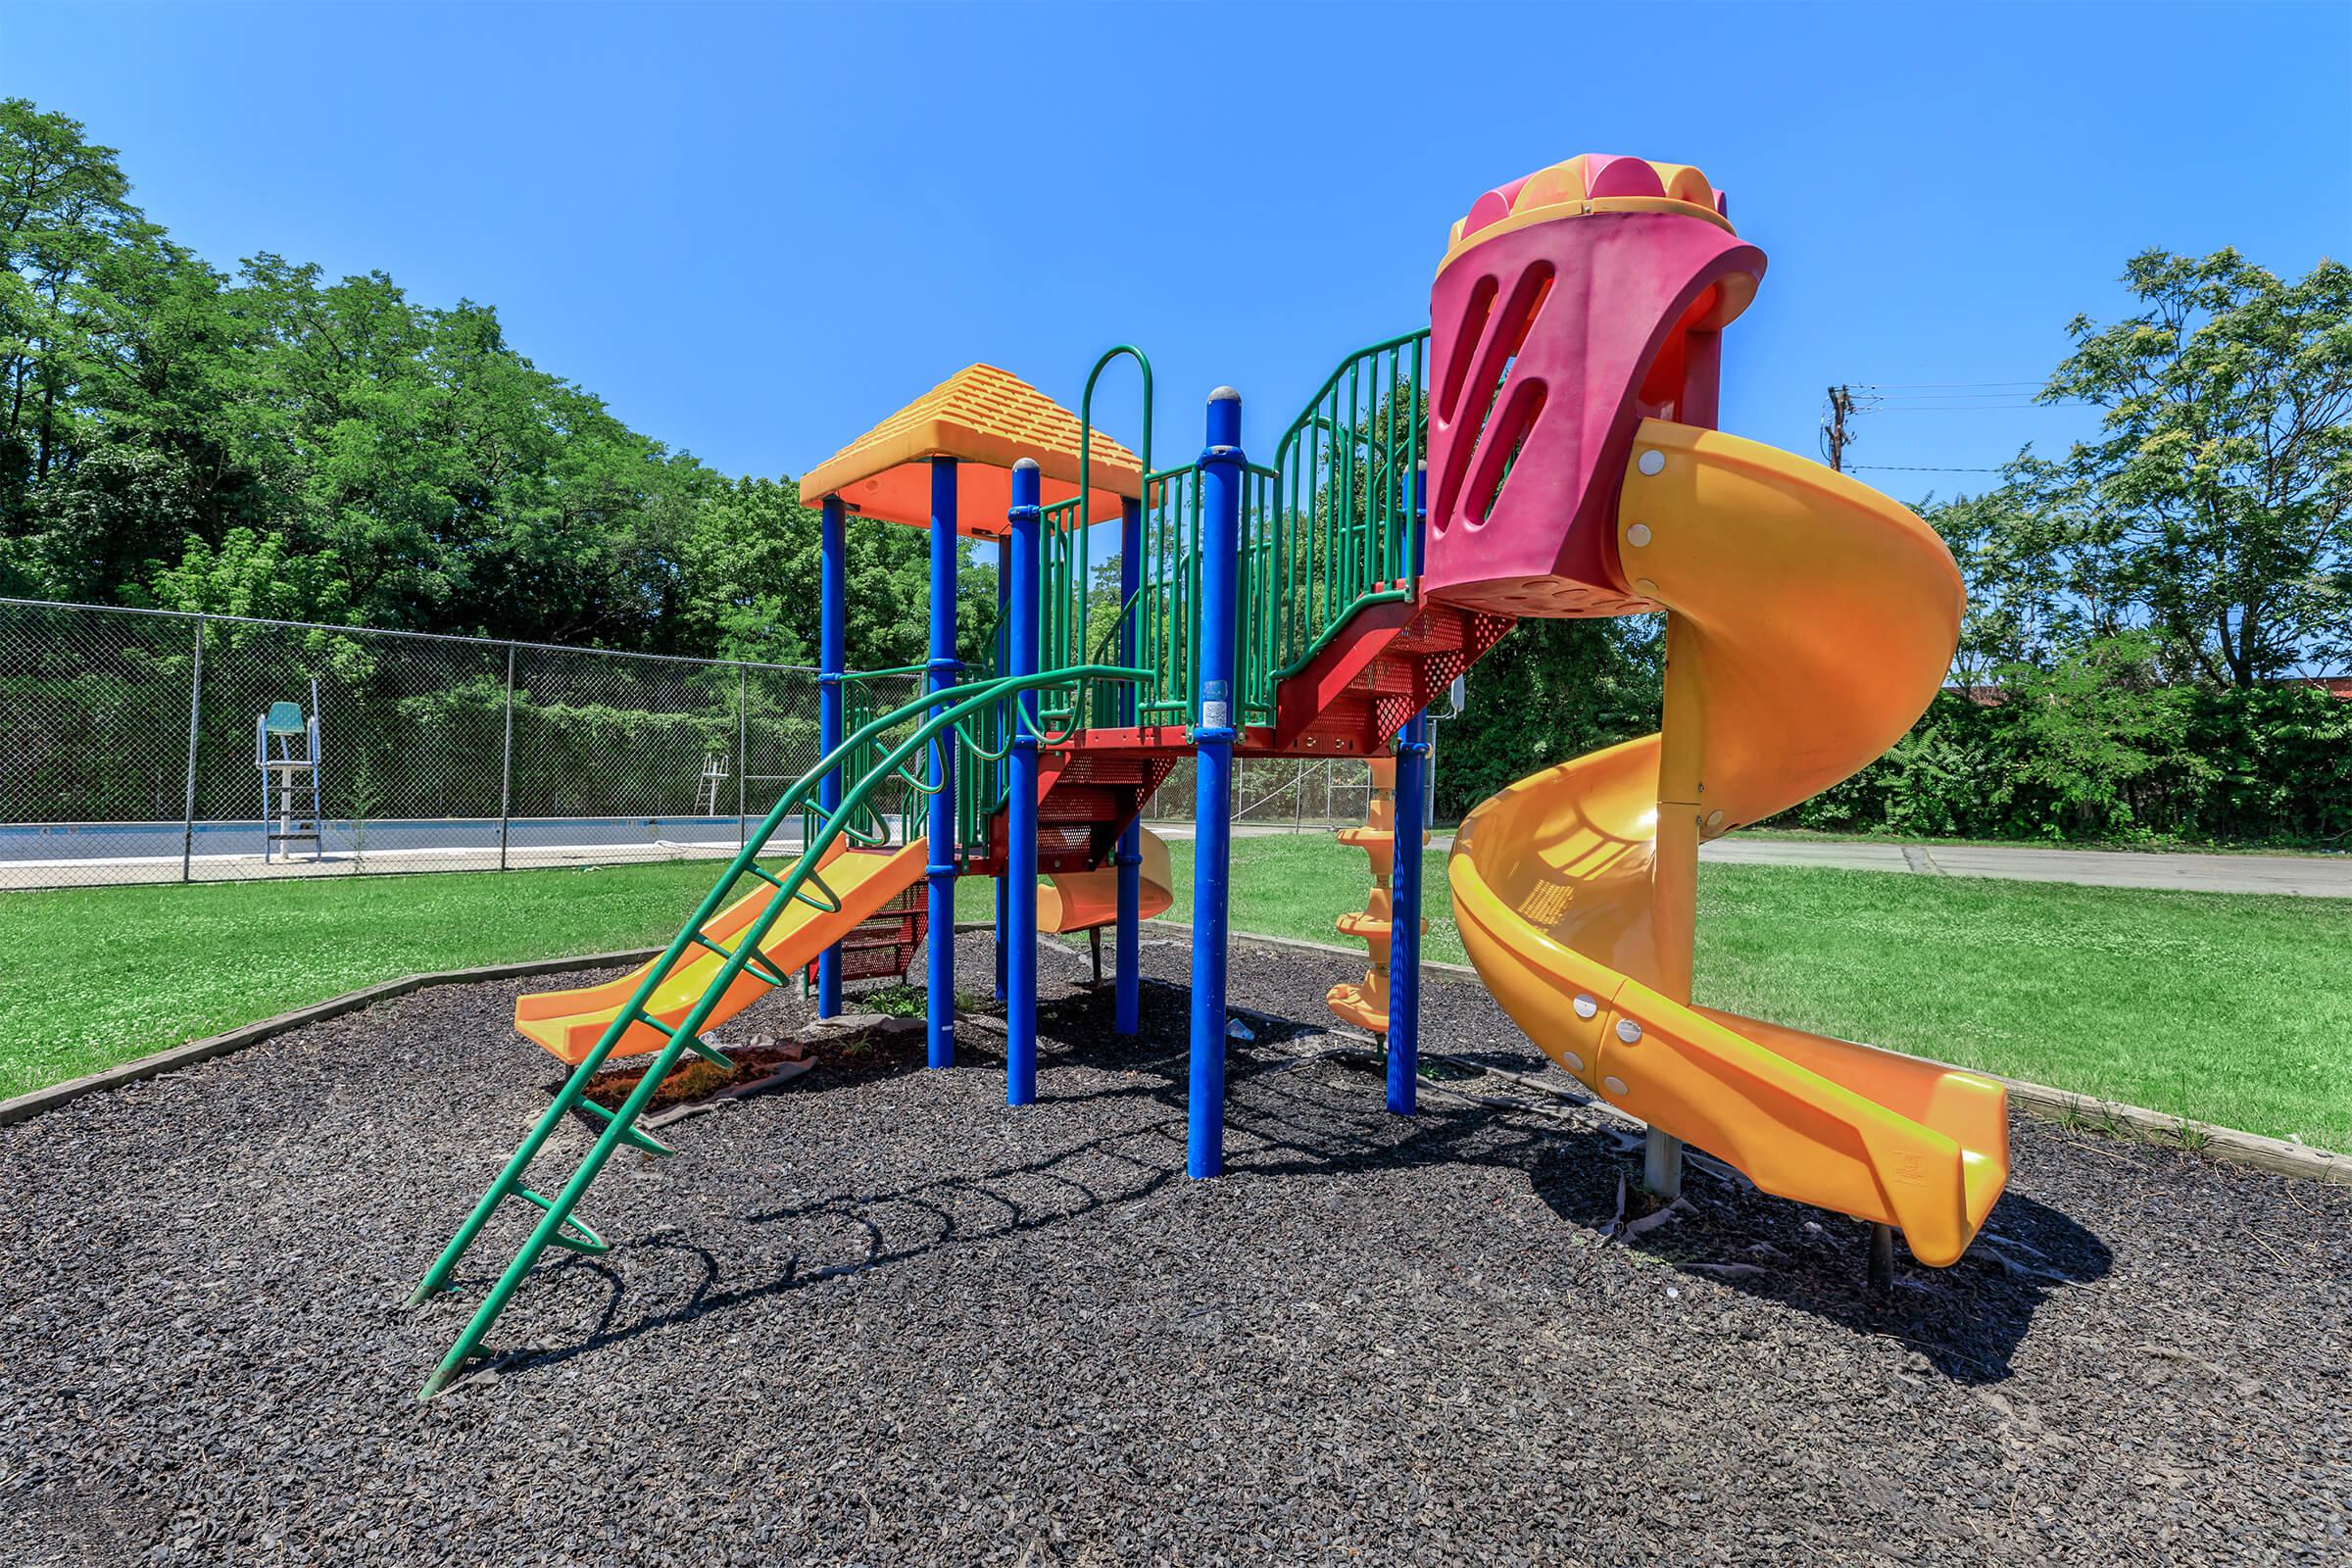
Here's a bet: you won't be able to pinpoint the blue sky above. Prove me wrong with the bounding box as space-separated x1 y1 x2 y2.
7 1 2347 504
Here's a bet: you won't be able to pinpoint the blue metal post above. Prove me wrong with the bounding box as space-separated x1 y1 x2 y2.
1005 460 1043 1104
1389 710 1428 1113
925 458 958 1070
816 494 848 1018
1388 460 1429 1111
1188 388 1244 1178
1114 493 1144 1036
994 541 1009 1003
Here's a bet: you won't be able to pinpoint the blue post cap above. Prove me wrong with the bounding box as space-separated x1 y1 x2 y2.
1204 387 1243 455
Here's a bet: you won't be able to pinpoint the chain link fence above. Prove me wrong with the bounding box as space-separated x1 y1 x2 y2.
2 597 1436 892
0 598 922 892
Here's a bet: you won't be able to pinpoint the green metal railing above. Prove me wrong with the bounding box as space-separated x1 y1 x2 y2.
1029 330 1430 738
410 662 1145 1398
1261 329 1430 689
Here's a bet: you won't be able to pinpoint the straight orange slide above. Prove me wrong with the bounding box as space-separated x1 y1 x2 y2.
1447 423 2009 1265
514 839 929 1064
514 830 1174 1066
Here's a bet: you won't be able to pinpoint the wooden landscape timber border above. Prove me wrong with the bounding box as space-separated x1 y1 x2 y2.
0 947 665 1128
5 921 2343 1190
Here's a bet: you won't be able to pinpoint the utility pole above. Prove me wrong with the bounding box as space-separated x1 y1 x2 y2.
1823 385 1856 472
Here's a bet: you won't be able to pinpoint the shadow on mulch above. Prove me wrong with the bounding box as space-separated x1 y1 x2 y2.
1520 1137 2109 1385
484 974 2103 1391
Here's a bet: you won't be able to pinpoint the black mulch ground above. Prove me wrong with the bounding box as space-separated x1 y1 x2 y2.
2 930 2345 1566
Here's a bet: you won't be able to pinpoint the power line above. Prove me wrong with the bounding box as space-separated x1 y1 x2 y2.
1847 464 2006 474
1851 379 2044 391
1862 391 2077 403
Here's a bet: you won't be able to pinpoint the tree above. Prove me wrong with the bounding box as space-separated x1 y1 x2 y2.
2005 249 2351 685
1921 488 2067 689
674 476 999 672
1435 617 1663 818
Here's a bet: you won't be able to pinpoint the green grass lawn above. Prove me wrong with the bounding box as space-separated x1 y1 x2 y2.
5 841 2347 1151
0 862 721 1101
1136 835 2351 1149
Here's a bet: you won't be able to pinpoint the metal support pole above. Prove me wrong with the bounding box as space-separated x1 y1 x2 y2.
1388 708 1428 1114
925 457 959 1070
1868 1223 1895 1297
1645 1130 1687 1200
1006 460 1043 1104
995 542 1010 1004
180 616 203 883
1188 387 1244 1179
1425 719 1438 828
817 495 848 1017
1114 493 1144 1036
498 643 516 871
736 662 749 853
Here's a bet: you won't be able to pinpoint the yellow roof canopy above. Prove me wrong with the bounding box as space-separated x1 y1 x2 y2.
798 364 1145 538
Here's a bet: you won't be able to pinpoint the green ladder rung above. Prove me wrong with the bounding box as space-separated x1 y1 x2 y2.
622 1007 735 1070
688 932 789 989
514 1188 609 1255
576 1098 675 1158
790 869 843 915
745 856 844 916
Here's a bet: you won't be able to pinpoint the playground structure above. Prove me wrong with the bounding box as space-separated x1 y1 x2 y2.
255 680 321 864
409 152 2013 1396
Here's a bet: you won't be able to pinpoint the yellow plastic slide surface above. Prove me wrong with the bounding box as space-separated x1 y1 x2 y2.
514 840 930 1065
1036 828 1174 933
1449 422 2009 1265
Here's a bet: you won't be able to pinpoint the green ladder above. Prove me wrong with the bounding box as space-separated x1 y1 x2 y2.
407 662 1145 1398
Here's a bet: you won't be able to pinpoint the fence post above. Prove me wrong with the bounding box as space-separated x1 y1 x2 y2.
181 615 204 883
498 643 516 871
736 663 749 852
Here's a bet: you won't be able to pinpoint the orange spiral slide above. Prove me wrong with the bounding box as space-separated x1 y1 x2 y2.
1447 424 2008 1263
1427 155 2009 1265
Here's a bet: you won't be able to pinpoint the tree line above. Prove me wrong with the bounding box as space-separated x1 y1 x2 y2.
1444 245 2351 845
0 99 999 674
6 99 2345 845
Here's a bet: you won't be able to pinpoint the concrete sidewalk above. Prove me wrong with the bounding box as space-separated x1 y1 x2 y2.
1151 821 2352 898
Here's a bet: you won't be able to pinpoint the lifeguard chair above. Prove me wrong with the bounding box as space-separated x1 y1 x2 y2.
257 680 322 863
